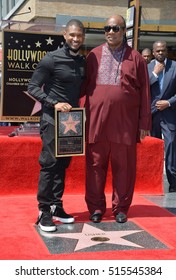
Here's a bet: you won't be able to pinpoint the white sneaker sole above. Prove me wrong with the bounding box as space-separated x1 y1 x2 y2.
39 223 57 232
52 216 75 224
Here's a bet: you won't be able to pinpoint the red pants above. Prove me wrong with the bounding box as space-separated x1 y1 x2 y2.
85 141 137 216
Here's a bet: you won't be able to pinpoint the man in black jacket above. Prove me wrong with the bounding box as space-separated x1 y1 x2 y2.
28 19 85 232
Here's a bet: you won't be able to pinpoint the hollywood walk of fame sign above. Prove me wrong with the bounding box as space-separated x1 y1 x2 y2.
55 108 85 157
1 29 64 122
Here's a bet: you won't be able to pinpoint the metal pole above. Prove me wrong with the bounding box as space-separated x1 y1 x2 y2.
133 0 140 50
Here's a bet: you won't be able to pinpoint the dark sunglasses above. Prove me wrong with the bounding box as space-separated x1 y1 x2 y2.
104 25 124 33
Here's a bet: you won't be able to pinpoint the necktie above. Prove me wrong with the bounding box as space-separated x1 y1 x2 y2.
158 71 164 90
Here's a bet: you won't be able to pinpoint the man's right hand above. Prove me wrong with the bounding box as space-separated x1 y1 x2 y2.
54 102 72 112
153 63 165 76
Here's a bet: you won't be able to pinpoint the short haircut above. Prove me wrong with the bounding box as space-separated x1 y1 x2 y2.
153 40 167 50
120 16 126 28
142 48 151 55
65 19 85 34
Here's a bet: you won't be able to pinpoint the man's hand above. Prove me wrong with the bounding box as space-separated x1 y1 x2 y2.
155 100 170 111
153 62 165 76
54 102 72 112
140 129 150 140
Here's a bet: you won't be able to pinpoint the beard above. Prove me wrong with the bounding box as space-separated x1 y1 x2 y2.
65 42 81 53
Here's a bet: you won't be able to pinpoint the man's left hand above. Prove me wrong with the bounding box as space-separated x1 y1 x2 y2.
140 129 150 140
155 100 170 111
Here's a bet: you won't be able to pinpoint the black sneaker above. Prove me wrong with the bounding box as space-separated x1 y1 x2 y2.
51 205 75 224
36 211 57 232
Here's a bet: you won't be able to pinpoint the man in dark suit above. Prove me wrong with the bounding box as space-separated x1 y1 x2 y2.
148 40 176 192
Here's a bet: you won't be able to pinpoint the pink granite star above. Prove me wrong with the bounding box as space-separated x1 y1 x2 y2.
61 115 80 134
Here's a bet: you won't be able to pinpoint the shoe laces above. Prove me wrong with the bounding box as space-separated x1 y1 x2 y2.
36 211 52 225
51 205 64 215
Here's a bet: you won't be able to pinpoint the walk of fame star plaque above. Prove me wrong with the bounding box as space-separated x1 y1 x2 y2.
55 108 85 157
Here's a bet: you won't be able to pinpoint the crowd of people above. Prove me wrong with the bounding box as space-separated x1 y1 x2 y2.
0 15 175 232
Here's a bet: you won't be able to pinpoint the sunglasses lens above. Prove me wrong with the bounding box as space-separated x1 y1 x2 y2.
113 26 120 32
104 26 111 32
104 25 120 32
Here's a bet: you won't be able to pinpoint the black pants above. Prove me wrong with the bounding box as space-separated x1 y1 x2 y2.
37 120 71 212
151 114 176 188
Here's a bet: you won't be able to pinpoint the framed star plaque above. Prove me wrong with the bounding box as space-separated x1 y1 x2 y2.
55 108 85 157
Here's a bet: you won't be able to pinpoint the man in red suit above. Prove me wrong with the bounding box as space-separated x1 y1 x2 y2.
82 15 151 223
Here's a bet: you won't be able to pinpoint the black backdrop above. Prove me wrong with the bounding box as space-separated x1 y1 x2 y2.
1 30 64 122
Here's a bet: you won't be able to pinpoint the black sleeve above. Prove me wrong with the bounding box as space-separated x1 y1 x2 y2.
27 53 57 108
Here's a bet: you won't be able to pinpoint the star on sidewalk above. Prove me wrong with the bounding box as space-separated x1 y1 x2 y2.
42 223 144 251
61 115 80 134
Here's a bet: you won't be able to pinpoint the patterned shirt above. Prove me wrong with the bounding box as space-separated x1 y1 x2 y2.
97 43 126 85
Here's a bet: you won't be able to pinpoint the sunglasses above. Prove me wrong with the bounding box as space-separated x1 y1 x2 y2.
104 25 124 33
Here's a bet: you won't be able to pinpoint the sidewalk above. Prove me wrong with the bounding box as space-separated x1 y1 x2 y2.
145 167 176 215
